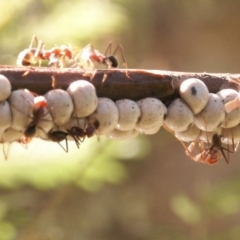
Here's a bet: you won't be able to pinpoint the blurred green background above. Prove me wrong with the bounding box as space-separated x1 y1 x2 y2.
1 0 240 239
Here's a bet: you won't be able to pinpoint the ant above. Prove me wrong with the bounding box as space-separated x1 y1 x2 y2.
45 44 73 68
17 35 73 67
67 127 85 149
74 42 129 81
185 134 233 165
48 130 69 152
24 96 48 138
77 42 127 69
11 93 52 142
66 120 99 149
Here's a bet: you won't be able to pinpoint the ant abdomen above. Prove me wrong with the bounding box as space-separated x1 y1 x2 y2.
24 124 36 138
48 130 68 152
48 130 68 142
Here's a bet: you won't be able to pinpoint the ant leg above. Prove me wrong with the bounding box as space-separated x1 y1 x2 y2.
34 39 44 66
235 142 240 152
67 129 80 149
220 129 235 163
112 45 127 68
219 147 229 164
1 141 10 160
104 41 113 56
57 139 68 153
182 140 203 162
29 35 38 49
64 137 68 152
113 44 133 81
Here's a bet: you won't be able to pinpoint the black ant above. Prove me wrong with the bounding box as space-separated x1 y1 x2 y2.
66 119 99 149
48 130 68 152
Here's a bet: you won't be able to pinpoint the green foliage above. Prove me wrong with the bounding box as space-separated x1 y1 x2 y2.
0 0 129 64
0 137 150 190
170 178 240 240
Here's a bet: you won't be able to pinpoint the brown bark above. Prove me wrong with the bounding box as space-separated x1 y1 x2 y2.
0 65 239 104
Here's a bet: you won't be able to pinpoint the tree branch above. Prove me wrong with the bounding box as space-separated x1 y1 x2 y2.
0 66 239 103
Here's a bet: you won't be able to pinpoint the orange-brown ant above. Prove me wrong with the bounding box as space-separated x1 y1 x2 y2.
17 35 73 67
24 96 48 138
73 42 129 81
185 134 233 165
10 94 51 143
45 44 73 68
78 42 127 69
17 36 45 66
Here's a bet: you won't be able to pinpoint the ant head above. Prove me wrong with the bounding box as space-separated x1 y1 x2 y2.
85 119 100 138
107 56 118 68
85 126 95 138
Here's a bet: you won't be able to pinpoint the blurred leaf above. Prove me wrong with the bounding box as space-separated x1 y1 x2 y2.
0 221 16 240
202 178 240 216
0 0 31 29
170 195 202 225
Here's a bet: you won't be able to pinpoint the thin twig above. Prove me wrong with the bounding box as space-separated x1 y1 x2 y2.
0 65 239 103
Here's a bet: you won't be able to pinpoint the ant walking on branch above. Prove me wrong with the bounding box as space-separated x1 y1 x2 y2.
17 35 73 67
75 42 127 69
73 42 130 81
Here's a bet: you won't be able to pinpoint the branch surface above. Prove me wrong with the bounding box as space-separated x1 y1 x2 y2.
0 65 239 104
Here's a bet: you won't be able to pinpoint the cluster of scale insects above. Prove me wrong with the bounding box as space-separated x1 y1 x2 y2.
1 36 240 164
